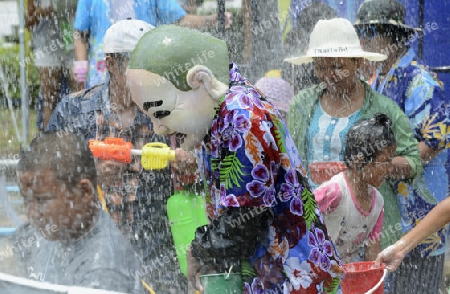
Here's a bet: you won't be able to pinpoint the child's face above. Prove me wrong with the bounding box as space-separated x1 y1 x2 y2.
361 145 396 188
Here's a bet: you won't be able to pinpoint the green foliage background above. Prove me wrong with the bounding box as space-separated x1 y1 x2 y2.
0 43 40 106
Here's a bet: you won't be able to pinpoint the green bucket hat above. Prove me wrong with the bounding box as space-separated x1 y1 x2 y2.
354 0 420 33
128 25 229 91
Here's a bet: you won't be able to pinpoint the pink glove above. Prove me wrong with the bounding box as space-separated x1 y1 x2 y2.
73 61 89 82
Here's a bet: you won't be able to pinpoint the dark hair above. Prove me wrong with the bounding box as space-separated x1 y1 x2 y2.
17 131 97 190
374 24 413 46
283 3 337 93
106 52 130 75
344 113 396 168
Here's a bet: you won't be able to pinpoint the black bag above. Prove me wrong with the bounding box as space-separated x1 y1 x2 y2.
191 206 271 272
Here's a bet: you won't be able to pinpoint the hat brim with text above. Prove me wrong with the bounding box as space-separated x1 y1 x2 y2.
285 18 387 65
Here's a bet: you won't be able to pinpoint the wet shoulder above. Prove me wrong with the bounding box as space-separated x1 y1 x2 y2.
366 86 404 115
293 84 323 102
70 211 141 275
63 84 106 113
66 84 104 100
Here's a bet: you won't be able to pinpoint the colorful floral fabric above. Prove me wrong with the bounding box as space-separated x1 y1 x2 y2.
371 48 449 257
201 63 344 293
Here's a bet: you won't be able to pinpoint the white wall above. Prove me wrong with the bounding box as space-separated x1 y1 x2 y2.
197 0 242 14
0 1 19 39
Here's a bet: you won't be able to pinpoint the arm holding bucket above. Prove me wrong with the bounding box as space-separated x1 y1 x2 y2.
376 197 450 271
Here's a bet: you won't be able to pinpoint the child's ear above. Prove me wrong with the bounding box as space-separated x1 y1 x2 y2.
79 179 95 205
347 153 366 170
186 65 228 100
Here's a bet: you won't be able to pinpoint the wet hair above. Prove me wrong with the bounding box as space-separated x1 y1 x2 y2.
375 24 413 46
106 52 130 75
344 113 396 169
285 2 338 53
17 131 97 190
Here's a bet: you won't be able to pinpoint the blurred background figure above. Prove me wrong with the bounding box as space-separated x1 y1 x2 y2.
254 70 294 122
73 0 231 89
288 0 365 24
282 2 337 94
25 0 79 130
177 0 203 13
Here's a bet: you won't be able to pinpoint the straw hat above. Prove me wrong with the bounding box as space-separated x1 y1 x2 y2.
285 18 387 65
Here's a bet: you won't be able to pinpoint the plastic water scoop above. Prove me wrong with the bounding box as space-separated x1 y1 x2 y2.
89 138 175 170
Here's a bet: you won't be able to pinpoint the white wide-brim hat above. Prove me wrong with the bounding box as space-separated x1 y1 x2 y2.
285 18 387 65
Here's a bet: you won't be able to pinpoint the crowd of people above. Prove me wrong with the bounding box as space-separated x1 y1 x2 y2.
4 0 449 293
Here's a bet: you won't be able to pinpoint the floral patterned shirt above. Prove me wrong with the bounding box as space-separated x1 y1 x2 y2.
372 48 450 257
201 63 344 293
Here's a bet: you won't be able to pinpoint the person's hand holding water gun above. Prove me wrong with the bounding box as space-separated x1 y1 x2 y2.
172 148 200 189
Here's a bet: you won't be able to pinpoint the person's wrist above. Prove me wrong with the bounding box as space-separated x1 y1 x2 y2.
73 60 88 82
394 239 409 256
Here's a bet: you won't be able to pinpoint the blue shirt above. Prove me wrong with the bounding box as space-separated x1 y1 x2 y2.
74 0 186 87
372 48 449 257
14 211 143 293
306 102 361 188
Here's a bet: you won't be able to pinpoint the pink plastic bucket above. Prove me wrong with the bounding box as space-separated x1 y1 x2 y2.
341 261 387 294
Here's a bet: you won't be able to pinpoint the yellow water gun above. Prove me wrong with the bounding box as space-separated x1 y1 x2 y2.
88 138 175 170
